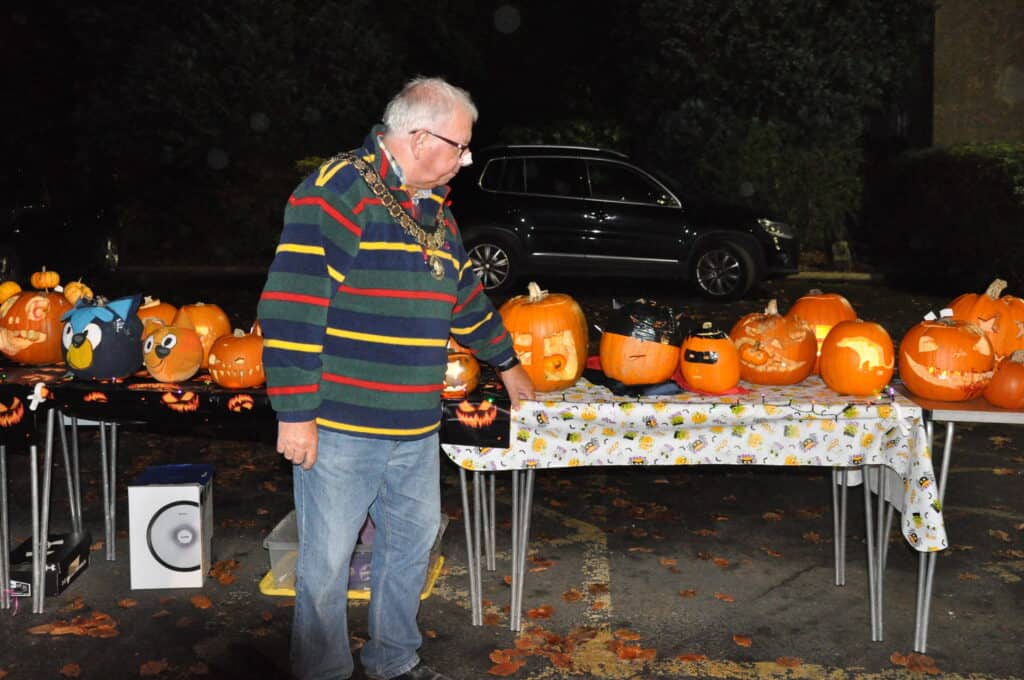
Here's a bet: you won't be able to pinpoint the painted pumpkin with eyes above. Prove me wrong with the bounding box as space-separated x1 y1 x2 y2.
173 302 231 368
143 324 204 383
680 322 740 393
208 326 265 388
898 309 994 401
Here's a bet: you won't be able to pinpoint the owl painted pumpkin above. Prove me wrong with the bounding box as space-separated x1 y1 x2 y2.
498 281 588 392
143 325 204 383
819 319 894 396
599 298 682 385
173 302 231 368
208 327 265 388
898 309 994 402
61 294 145 379
0 291 73 365
730 299 816 385
680 321 740 393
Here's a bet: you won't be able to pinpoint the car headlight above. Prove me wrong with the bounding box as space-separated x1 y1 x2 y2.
758 219 795 239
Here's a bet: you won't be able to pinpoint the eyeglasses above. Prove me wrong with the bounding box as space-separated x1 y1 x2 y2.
411 129 470 157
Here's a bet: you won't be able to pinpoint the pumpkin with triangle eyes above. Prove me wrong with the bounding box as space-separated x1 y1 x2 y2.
898 309 994 402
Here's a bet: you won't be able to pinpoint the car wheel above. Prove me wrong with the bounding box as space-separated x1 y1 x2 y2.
467 238 519 295
691 241 756 300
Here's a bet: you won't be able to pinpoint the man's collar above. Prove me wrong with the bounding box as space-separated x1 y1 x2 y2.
377 132 435 201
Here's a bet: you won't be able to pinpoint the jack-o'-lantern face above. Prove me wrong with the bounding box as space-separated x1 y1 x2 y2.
0 396 25 427
444 352 480 398
227 394 255 412
143 325 204 383
161 390 200 413
455 399 498 429
898 314 994 401
0 292 73 365
83 391 108 403
208 331 264 389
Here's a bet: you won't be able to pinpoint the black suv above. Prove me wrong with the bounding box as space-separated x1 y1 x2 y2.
450 145 799 299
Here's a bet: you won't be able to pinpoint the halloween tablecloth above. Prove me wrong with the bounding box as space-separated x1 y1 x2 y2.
442 375 946 553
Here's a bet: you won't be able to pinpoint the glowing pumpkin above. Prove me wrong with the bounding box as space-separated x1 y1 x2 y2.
143 325 204 383
898 309 994 402
0 291 73 365
983 349 1024 409
599 298 682 385
819 319 894 396
786 289 857 373
208 327 265 388
680 321 741 393
498 281 588 392
173 302 231 368
947 278 1024 364
730 299 817 385
444 352 480 398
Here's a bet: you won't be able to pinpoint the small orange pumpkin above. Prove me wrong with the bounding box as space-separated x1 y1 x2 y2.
0 281 22 304
898 309 994 402
819 319 894 396
786 289 857 373
62 280 94 305
173 302 231 368
983 349 1024 409
138 296 178 337
143 325 204 383
680 322 740 393
730 299 817 385
208 327 265 388
30 267 60 290
498 281 588 392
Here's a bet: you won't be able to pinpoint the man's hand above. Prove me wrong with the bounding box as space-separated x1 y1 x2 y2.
277 420 319 470
499 364 535 411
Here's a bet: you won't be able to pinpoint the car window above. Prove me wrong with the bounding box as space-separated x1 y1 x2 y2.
479 158 525 193
523 158 587 198
588 161 678 206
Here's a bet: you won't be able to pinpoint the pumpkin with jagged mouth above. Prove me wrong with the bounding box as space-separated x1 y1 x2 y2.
227 394 255 412
0 396 26 427
899 310 994 401
161 391 200 413
455 399 498 429
208 328 265 389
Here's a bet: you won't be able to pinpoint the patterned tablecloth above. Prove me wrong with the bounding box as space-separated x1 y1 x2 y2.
442 376 946 553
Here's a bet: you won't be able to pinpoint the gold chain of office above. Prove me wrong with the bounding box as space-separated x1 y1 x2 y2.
335 153 447 279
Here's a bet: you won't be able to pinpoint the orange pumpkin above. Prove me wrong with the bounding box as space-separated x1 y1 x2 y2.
819 319 894 396
983 349 1024 409
143 325 204 383
0 291 73 365
948 278 1024 364
786 289 857 373
898 310 994 401
30 267 60 290
498 281 588 392
444 352 480 398
730 299 817 385
173 302 231 368
598 298 681 385
62 280 94 305
138 296 178 337
680 321 740 393
208 327 265 388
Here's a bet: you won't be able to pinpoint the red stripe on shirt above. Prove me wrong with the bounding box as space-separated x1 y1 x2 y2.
322 372 443 393
267 384 319 396
260 291 331 307
337 285 457 303
352 196 383 215
453 283 483 313
289 195 362 237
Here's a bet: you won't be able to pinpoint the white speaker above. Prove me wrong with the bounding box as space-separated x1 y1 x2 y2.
128 464 214 589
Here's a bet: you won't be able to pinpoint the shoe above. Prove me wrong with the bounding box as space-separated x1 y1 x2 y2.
388 662 452 680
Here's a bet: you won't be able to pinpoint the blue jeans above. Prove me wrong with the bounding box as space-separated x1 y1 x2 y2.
290 429 441 680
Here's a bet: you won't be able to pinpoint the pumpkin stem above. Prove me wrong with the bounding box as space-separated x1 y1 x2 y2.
526 281 548 303
764 299 779 316
984 278 1008 299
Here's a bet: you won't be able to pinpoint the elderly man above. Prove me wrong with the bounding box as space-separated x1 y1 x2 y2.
258 77 534 680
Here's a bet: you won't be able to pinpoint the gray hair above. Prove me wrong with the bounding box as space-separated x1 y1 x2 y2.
382 76 478 133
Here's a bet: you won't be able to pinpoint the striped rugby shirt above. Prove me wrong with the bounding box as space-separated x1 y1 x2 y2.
257 125 516 439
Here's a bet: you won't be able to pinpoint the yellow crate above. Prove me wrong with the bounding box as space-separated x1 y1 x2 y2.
258 554 445 601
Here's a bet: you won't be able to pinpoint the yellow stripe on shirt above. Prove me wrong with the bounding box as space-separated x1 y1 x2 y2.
316 416 439 437
264 338 324 353
325 328 448 347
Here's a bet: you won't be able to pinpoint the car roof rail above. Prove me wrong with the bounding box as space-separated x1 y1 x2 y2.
479 144 629 158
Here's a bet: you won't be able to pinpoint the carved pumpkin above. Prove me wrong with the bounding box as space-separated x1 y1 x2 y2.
0 291 73 365
898 309 994 402
0 396 25 427
143 325 204 383
227 394 256 412
680 321 741 393
598 298 682 385
444 351 480 398
947 278 1024 364
30 267 60 290
983 349 1024 409
730 299 817 385
208 327 265 388
498 281 588 392
161 390 200 413
61 295 145 379
786 289 857 373
455 399 499 429
0 281 21 304
173 302 231 368
819 319 895 396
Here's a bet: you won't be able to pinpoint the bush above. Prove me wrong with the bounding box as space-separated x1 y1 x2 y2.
862 143 1024 293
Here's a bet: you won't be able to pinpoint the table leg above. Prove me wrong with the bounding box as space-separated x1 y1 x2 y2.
478 472 492 572
29 444 43 614
832 468 849 586
487 473 496 572
458 467 481 625
875 464 888 640
863 464 879 641
472 471 484 623
510 471 520 630
56 414 82 535
1 444 9 610
915 421 953 653
510 469 535 632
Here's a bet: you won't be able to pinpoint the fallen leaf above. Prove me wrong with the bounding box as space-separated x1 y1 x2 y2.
614 629 642 640
762 511 783 521
713 557 730 569
89 541 105 552
658 557 678 567
711 513 730 521
991 468 1015 476
776 656 802 667
988 529 1012 543
587 583 609 595
732 634 752 647
117 599 138 608
139 659 169 676
958 572 980 580
562 588 583 602
489 650 514 664
677 653 708 662
590 601 607 610
678 588 697 598
760 547 783 558
549 652 573 668
526 605 554 619
714 592 736 603
488 660 524 676
503 575 513 586
424 629 437 639
59 663 82 677
988 435 1012 448
691 528 716 536
802 531 829 545
628 546 655 553
190 595 213 610
187 662 209 675
210 559 240 585
484 613 502 626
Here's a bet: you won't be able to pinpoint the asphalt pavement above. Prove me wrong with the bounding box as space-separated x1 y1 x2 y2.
0 274 1021 679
